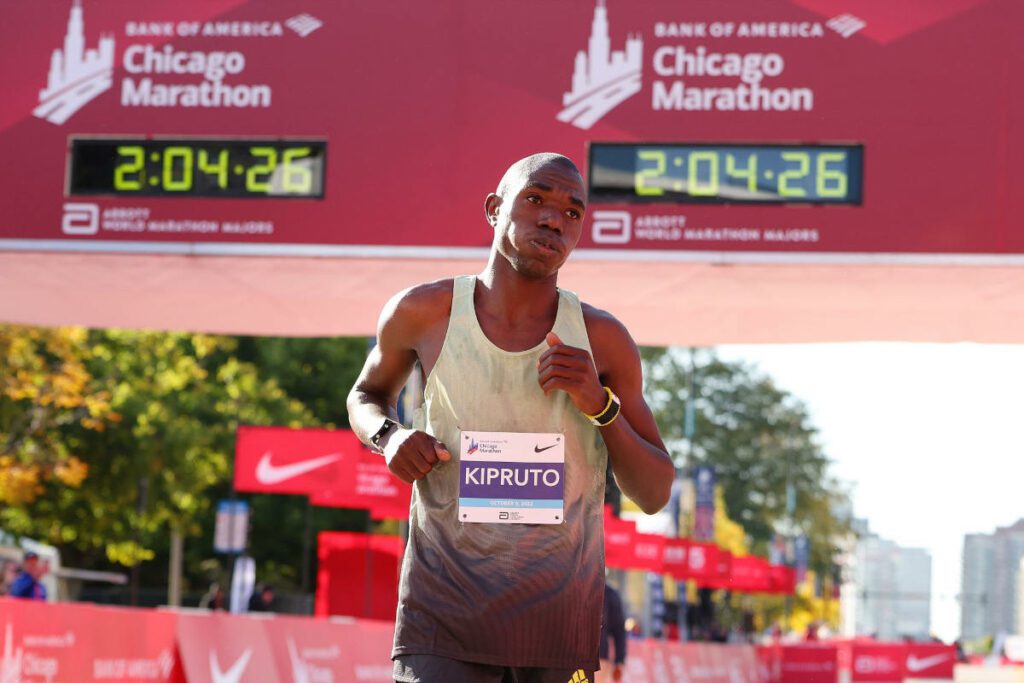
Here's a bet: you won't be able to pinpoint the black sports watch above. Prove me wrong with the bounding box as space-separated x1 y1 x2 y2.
369 418 399 454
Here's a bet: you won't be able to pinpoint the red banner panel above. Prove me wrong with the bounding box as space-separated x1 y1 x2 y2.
632 532 667 573
781 645 840 683
625 640 763 683
603 510 637 570
0 598 184 683
262 615 360 683
309 446 412 521
234 426 412 518
729 556 773 593
850 643 905 682
687 542 720 585
2 1 1023 263
769 564 797 595
850 642 957 682
758 644 783 683
315 531 403 622
662 537 690 580
903 643 956 680
234 425 360 496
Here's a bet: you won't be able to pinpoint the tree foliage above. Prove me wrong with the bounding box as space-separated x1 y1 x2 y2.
1 327 315 567
641 347 851 572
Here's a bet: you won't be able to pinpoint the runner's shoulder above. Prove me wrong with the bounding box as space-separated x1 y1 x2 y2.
581 302 642 381
381 278 455 332
580 302 633 344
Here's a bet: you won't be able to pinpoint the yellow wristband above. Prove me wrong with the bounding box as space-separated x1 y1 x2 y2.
583 386 615 420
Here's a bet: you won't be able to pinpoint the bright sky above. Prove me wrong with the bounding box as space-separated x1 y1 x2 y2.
715 342 1024 642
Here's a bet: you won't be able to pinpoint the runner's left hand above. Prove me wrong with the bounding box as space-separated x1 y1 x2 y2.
537 332 606 415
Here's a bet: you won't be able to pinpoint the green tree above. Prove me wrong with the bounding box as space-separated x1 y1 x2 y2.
1 330 315 571
0 326 112 505
641 347 851 572
234 336 370 426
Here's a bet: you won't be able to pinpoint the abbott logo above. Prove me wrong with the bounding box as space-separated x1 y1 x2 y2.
35 1 114 125
591 210 631 244
827 14 866 39
62 203 99 235
557 0 643 130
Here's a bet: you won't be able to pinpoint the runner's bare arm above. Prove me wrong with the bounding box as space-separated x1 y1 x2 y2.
347 283 452 484
538 307 673 513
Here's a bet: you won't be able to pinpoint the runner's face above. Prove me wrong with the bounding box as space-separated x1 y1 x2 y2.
492 164 586 279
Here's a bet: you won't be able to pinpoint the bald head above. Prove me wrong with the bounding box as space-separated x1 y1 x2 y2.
495 153 583 199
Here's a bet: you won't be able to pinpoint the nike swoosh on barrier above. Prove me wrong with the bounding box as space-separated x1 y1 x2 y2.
906 654 951 672
534 443 559 453
255 451 342 485
210 649 252 683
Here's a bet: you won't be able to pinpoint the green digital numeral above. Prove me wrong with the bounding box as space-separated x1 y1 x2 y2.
778 152 810 198
816 152 848 198
198 149 229 189
282 147 313 194
725 153 757 193
688 151 719 196
163 146 193 192
114 146 144 191
246 147 278 193
635 150 666 196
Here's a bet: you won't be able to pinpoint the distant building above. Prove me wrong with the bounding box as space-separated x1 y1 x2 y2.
842 519 932 640
961 533 996 640
961 519 1024 639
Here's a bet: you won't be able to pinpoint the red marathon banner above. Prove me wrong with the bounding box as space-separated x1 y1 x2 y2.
1 0 1023 263
780 644 840 683
0 598 184 683
850 641 957 682
233 426 412 519
315 532 404 622
625 640 762 683
2 598 778 682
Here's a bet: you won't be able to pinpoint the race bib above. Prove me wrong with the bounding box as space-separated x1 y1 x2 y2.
458 431 565 524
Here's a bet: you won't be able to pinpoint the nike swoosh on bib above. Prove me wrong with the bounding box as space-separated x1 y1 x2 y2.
534 443 559 453
906 653 951 672
255 451 341 485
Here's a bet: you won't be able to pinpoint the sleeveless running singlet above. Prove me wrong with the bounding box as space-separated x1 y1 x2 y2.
392 275 609 670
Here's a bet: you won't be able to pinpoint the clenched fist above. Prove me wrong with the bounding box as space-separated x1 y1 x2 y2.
537 332 606 415
383 428 451 483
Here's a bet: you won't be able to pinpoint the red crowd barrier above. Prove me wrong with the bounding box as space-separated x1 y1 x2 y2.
1 598 775 682
758 642 957 683
622 640 762 683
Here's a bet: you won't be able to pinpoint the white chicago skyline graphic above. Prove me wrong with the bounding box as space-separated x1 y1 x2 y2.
34 0 114 126
558 0 642 130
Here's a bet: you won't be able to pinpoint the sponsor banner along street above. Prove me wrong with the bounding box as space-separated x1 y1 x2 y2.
2 598 780 682
1 0 1022 261
233 425 412 519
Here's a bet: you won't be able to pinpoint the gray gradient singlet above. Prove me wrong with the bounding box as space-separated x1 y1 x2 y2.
392 275 609 670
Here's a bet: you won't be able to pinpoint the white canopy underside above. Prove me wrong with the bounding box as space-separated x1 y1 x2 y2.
4 251 1024 345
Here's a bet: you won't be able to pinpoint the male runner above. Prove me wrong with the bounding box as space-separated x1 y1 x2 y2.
348 153 673 683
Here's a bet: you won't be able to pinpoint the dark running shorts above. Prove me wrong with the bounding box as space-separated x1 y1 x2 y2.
393 654 594 683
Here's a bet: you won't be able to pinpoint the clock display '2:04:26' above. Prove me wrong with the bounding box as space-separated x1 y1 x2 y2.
589 143 863 204
68 138 327 198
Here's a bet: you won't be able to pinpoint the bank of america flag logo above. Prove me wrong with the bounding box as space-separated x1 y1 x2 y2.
827 14 866 39
557 0 642 130
34 0 114 126
286 13 323 38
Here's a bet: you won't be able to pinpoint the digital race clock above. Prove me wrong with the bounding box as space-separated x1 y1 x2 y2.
589 143 863 205
67 138 326 198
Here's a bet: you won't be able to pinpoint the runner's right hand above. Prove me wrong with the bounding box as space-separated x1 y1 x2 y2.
383 428 451 483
